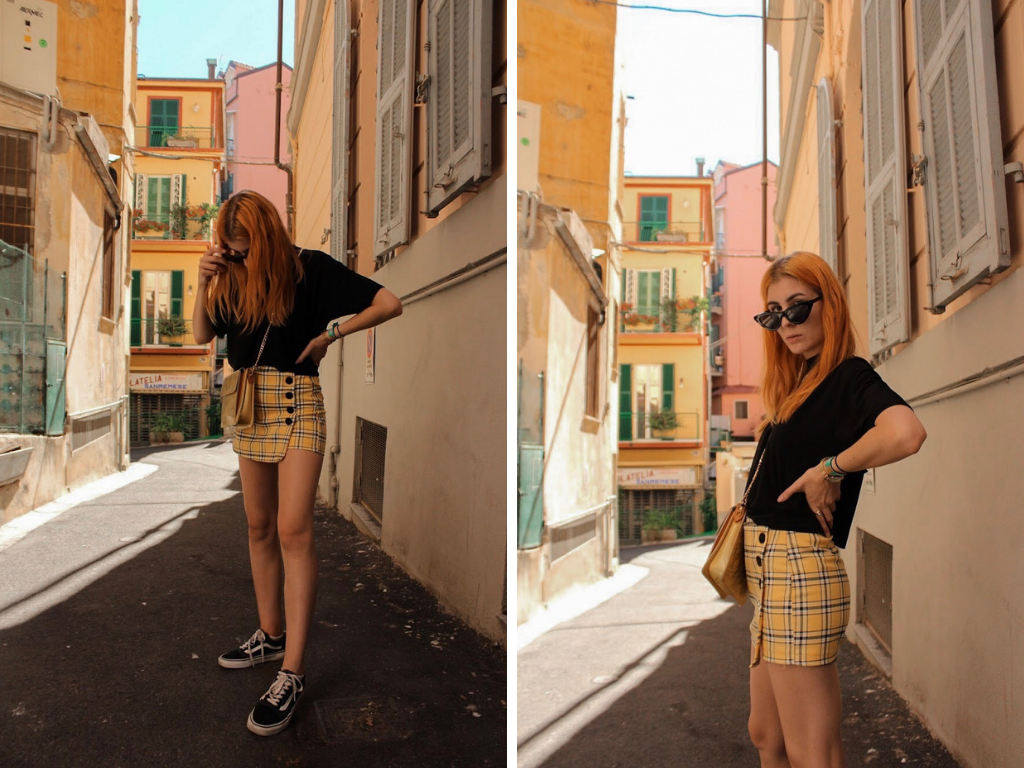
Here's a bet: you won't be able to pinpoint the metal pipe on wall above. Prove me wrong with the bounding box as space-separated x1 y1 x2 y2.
276 0 295 236
762 0 769 261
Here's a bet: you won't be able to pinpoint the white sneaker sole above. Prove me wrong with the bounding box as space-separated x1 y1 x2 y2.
247 709 295 736
217 649 286 669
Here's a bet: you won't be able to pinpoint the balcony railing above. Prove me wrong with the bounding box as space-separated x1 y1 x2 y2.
138 125 217 150
619 411 700 442
131 317 202 348
133 212 216 241
620 298 706 334
710 293 723 313
624 220 707 244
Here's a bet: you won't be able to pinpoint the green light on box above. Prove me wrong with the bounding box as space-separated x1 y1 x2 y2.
39 40 48 48
521 138 530 146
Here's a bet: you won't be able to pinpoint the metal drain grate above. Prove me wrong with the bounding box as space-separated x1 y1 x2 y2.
861 530 894 652
356 417 387 522
314 695 422 744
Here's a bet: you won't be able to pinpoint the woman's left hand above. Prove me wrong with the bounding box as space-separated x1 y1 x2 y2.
777 467 842 535
296 333 331 367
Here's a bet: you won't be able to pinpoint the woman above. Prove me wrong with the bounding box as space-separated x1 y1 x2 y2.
743 252 926 767
193 190 402 736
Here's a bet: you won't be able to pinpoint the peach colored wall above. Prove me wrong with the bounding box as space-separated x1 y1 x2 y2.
225 64 291 223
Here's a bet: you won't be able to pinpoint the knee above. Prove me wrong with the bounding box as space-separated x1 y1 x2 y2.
277 519 314 553
749 716 787 761
246 512 277 544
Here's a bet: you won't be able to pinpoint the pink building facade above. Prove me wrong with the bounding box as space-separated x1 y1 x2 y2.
711 160 778 440
222 62 292 223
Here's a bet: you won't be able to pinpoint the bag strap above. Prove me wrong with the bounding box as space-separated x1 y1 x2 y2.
250 323 271 371
740 449 766 508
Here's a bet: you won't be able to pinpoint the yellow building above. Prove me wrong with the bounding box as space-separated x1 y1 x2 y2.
770 0 1024 764
1 0 136 521
128 76 224 444
289 0 506 643
617 176 713 543
517 0 624 626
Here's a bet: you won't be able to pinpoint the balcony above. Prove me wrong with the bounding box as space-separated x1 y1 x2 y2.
131 317 204 348
624 220 707 244
138 125 217 150
620 297 707 334
133 205 219 241
619 411 700 442
710 292 723 314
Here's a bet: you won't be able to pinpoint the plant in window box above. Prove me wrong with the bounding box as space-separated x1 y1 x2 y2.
156 315 189 343
641 508 679 544
660 296 679 332
150 412 186 444
648 408 679 439
675 295 709 331
165 133 197 148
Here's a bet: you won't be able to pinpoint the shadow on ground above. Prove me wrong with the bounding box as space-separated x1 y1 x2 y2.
0 450 505 768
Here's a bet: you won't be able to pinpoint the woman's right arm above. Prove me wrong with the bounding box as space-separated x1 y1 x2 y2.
194 245 229 345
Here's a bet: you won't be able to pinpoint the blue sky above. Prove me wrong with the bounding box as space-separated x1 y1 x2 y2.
137 0 295 79
621 1 781 176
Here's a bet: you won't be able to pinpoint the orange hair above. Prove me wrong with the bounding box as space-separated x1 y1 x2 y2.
759 251 857 425
206 190 303 333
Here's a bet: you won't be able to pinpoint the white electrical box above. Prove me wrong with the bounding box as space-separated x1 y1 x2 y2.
517 100 541 194
1 0 58 96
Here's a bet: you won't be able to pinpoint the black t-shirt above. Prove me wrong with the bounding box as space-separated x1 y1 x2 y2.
211 248 383 377
744 356 910 548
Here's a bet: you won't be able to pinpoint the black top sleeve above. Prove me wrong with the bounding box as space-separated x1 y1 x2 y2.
209 303 228 338
311 253 384 329
845 357 910 439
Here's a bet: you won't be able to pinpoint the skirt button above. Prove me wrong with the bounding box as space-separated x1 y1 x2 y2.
285 418 293 426
758 532 766 543
755 555 762 567
285 392 293 399
286 406 294 414
285 377 294 385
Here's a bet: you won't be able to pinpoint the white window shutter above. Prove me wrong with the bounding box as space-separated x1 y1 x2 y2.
373 0 415 258
861 0 911 355
913 0 1009 310
426 0 493 215
660 267 672 306
816 79 838 274
135 174 147 213
331 0 351 263
625 268 637 309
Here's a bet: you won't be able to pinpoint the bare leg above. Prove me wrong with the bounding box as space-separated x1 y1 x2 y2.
238 456 283 637
766 661 846 768
750 661 792 768
276 448 324 675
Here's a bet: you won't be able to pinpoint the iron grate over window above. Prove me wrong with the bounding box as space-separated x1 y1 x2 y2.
618 488 697 545
861 531 894 653
72 410 113 452
549 512 597 562
129 393 203 446
356 418 387 522
0 127 36 258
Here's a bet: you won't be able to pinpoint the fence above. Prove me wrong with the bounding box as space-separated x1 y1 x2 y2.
130 317 201 347
619 411 700 441
0 241 66 434
137 125 217 150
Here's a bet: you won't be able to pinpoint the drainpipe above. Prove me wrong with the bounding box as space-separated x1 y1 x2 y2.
762 0 769 261
276 0 294 236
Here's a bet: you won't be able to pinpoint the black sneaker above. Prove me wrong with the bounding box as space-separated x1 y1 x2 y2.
247 669 305 736
218 628 286 669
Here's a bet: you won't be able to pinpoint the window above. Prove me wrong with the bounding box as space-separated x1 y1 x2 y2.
373 0 416 260
426 0 493 215
714 206 725 251
817 79 838 272
585 305 601 418
734 400 749 420
913 0 1009 310
148 99 180 148
623 268 674 320
0 127 36 256
639 195 669 241
131 269 183 345
102 210 116 320
619 363 674 440
134 174 185 230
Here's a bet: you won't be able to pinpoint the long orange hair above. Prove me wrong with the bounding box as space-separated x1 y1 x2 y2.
206 190 303 333
759 251 857 425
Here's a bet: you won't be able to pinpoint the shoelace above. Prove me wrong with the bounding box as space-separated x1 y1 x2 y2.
241 629 269 667
264 671 301 707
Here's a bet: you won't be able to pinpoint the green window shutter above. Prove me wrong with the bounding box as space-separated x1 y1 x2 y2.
131 270 141 346
170 270 184 317
640 195 670 241
662 363 675 414
619 364 632 441
147 178 172 222
670 268 676 301
149 99 180 146
45 340 67 436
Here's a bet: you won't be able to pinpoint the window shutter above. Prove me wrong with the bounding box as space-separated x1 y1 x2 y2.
861 0 910 355
619 364 632 441
331 0 351 262
170 270 184 317
45 340 66 436
625 268 637 309
661 363 674 414
913 0 1009 310
817 79 838 273
172 174 185 207
660 267 672 307
373 0 415 258
135 174 147 213
131 270 141 346
426 0 493 215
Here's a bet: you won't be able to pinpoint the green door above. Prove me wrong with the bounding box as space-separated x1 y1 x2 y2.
517 443 544 549
45 340 66 436
149 99 180 147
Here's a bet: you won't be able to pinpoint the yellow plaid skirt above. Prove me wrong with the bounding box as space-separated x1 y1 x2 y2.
232 367 326 463
744 519 850 667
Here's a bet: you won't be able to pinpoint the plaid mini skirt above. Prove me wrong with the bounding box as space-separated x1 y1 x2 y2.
232 367 326 463
744 519 850 668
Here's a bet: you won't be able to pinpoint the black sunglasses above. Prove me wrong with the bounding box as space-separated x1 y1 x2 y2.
753 296 822 331
221 246 249 263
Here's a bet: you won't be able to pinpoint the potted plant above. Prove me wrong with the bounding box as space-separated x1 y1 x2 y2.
660 296 679 332
676 295 710 331
648 408 679 439
641 509 678 544
156 315 189 342
205 397 222 437
150 412 186 444
165 132 197 148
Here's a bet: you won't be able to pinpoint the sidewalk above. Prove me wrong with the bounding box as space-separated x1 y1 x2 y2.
518 539 961 768
0 440 506 768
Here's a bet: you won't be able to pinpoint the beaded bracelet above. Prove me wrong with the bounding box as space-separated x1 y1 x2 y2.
819 456 846 484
